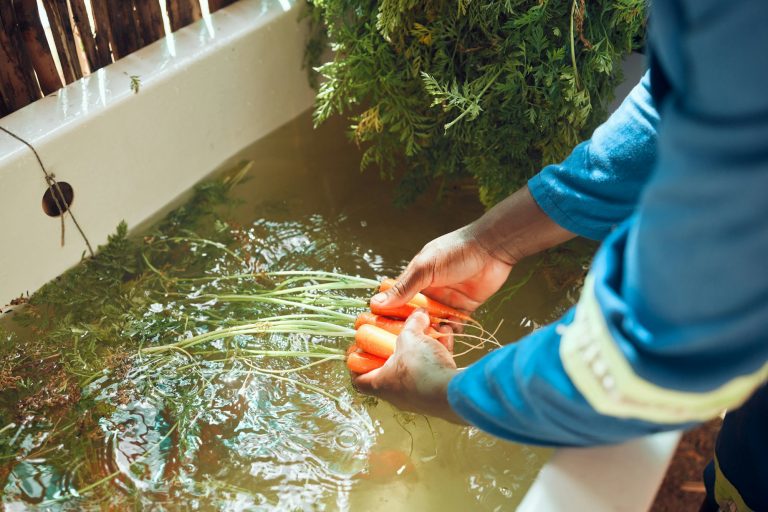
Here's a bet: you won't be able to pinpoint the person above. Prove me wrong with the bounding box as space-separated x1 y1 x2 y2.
352 1 768 510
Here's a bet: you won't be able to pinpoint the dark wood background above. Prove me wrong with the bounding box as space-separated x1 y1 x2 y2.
0 0 238 118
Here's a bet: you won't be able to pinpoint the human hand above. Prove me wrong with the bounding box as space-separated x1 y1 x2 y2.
353 309 466 424
371 224 514 314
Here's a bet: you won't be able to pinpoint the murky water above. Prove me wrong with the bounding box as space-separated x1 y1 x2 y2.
0 112 592 510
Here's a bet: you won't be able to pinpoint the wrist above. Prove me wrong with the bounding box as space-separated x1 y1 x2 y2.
467 218 525 267
412 364 454 403
435 370 467 425
468 185 576 265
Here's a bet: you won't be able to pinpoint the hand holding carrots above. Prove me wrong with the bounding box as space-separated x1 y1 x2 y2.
346 278 469 374
353 308 465 424
348 186 577 422
370 225 514 315
345 278 469 424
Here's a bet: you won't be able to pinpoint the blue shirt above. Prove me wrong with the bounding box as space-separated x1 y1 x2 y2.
447 0 768 446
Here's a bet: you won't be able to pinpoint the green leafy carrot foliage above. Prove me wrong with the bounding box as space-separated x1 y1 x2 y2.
305 0 646 206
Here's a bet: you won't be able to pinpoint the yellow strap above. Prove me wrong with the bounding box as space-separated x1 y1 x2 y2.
560 275 768 424
714 454 752 512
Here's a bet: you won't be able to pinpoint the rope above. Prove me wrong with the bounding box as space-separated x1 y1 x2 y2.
0 126 94 256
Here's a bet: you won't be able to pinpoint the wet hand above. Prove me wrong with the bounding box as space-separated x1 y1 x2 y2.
353 309 466 424
370 225 514 315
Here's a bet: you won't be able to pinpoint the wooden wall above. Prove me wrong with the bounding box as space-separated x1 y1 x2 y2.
0 0 238 118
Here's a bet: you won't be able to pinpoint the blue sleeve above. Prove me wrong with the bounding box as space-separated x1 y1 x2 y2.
448 0 768 446
448 226 695 447
528 72 658 241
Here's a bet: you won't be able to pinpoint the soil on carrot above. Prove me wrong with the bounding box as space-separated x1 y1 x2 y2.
651 418 722 511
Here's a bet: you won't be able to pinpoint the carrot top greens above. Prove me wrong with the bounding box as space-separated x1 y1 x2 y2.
0 163 388 506
305 0 646 206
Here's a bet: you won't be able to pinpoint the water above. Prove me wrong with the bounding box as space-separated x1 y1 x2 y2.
0 111 592 510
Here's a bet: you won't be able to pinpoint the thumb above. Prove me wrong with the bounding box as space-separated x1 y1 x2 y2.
353 367 382 394
398 308 431 345
371 262 432 307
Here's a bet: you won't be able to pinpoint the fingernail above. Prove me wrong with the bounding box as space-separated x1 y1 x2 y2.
371 293 387 304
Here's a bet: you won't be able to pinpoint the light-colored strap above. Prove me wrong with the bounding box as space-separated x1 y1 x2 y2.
560 275 768 423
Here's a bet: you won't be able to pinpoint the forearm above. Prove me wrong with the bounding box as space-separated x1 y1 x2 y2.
527 72 659 241
468 185 576 265
467 73 659 263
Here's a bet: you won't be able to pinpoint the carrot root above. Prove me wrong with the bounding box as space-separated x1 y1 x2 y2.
369 302 443 324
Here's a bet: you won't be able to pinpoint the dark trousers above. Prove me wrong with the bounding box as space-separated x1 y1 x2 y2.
701 384 768 512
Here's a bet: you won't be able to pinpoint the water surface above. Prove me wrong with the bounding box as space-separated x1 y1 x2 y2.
0 111 592 510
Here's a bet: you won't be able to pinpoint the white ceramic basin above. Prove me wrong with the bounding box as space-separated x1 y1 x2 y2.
0 2 679 510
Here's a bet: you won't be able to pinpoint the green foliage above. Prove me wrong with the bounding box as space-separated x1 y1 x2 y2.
305 0 646 206
9 164 252 382
0 162 376 505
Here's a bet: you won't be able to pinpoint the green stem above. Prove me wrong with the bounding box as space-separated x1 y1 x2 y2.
444 68 502 132
171 270 379 287
240 356 343 375
192 348 345 357
262 281 376 296
176 353 345 372
142 251 169 280
570 0 581 89
203 295 357 320
264 270 379 285
142 319 354 354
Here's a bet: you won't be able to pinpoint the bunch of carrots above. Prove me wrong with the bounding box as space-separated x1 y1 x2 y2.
141 268 498 379
346 279 474 374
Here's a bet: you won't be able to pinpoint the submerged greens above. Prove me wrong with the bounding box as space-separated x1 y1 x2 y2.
0 136 579 509
0 164 387 508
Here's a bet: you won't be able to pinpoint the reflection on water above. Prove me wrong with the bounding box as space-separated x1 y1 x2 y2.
0 112 593 510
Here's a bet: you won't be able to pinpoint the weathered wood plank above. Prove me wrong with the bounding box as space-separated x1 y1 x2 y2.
0 91 9 118
40 0 83 84
13 0 62 94
69 0 105 72
0 3 41 112
0 2 42 93
134 0 165 47
0 18 39 112
89 0 116 67
208 0 237 13
104 0 141 59
166 0 201 32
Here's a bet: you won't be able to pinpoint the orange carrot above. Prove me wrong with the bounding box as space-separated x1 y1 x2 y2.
346 350 387 374
379 278 473 321
354 311 384 330
369 302 443 324
354 324 397 359
362 449 415 480
354 312 441 338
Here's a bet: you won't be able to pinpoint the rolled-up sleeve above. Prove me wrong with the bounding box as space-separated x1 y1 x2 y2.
528 72 658 241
